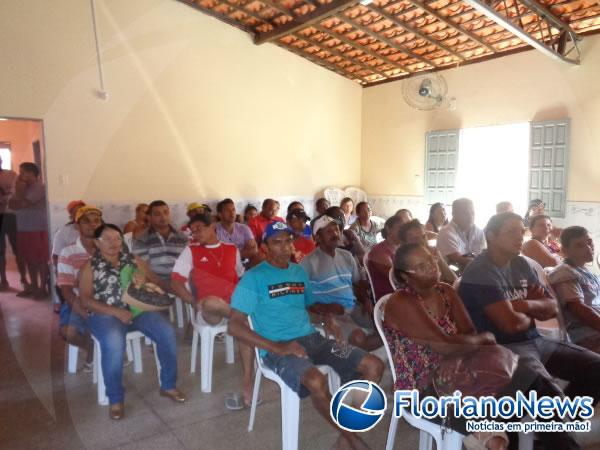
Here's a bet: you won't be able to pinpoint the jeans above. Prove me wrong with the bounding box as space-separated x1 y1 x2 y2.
88 311 177 404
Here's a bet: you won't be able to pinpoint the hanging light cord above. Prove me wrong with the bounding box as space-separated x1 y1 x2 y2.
90 0 106 96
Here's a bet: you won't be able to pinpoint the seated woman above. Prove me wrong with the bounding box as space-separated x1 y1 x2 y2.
399 219 457 284
383 244 507 450
425 202 448 234
79 224 185 420
286 208 316 263
340 197 356 229
243 204 258 225
367 216 403 301
383 244 581 450
350 201 381 250
523 198 545 228
394 208 413 224
521 215 561 268
123 203 148 238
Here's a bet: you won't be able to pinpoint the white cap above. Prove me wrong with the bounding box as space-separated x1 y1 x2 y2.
312 215 339 238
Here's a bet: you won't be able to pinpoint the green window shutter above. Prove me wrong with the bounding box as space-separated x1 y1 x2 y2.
529 120 570 218
425 130 459 207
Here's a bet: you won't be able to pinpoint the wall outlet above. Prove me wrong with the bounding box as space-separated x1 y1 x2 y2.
58 174 69 186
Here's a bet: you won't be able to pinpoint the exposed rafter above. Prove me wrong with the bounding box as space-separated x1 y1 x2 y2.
254 0 359 44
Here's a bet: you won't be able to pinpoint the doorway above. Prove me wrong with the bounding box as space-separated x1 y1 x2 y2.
0 117 50 298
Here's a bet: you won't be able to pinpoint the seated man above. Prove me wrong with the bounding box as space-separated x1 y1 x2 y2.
247 198 284 245
215 198 259 266
170 213 253 409
302 215 380 350
132 200 188 293
181 202 211 237
57 206 103 371
549 226 600 353
437 197 485 271
459 213 600 412
228 221 383 450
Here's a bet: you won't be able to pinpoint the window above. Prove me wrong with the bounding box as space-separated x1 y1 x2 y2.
424 120 570 226
0 143 11 170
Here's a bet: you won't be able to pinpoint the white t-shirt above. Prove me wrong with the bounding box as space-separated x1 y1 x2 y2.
437 221 486 258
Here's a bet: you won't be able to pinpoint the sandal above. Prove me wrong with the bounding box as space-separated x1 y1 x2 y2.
225 392 262 411
463 432 509 450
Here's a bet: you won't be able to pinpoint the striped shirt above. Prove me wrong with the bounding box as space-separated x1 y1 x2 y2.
57 237 93 294
300 247 359 308
132 226 188 280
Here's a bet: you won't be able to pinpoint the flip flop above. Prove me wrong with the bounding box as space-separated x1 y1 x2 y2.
225 392 245 411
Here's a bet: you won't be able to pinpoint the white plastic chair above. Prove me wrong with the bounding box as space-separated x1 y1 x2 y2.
374 296 533 450
388 267 399 290
67 338 134 373
363 250 378 304
188 304 235 393
92 330 160 405
169 297 186 329
247 318 341 450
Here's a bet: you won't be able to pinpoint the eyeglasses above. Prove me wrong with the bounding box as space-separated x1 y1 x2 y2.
400 257 438 275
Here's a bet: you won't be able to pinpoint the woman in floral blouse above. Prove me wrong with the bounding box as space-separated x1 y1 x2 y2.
79 224 185 420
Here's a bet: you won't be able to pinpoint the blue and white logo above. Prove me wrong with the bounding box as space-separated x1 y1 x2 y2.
330 380 387 432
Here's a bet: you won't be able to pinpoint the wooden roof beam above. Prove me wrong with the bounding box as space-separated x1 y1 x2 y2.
340 14 439 67
312 23 414 73
369 3 466 61
405 0 497 53
254 0 359 44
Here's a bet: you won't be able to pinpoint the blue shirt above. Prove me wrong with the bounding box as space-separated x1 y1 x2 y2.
300 247 359 308
231 261 316 354
458 251 541 344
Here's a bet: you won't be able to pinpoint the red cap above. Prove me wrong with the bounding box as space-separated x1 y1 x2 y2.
67 200 86 215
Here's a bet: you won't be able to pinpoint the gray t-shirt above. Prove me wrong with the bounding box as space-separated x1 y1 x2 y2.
549 262 600 343
458 251 542 344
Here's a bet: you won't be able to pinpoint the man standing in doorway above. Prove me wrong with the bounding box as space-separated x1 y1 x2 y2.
9 162 49 298
0 155 18 291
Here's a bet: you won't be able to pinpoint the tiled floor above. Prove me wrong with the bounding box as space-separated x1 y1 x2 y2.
2 261 600 450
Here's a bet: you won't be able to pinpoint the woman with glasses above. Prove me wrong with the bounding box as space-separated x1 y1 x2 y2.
79 224 185 420
383 243 512 449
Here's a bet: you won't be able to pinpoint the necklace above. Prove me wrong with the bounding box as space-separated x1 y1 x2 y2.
206 244 224 268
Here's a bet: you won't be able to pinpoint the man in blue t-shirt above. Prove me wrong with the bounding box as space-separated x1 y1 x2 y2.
228 221 383 449
459 212 600 406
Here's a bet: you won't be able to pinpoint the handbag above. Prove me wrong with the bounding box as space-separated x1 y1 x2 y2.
122 282 174 312
433 344 519 398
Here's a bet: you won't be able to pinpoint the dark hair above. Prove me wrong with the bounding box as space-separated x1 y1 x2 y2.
524 198 544 224
381 216 403 240
399 219 424 243
262 198 275 209
395 208 412 218
529 214 552 229
393 243 426 280
287 201 304 213
188 212 213 227
560 226 588 248
94 223 122 239
484 212 523 242
340 197 354 210
19 162 40 177
355 201 370 215
217 198 234 213
244 204 257 214
147 200 168 215
316 197 329 210
426 203 447 233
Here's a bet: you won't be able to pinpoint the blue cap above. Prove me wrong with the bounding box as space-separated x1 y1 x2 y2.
262 221 293 242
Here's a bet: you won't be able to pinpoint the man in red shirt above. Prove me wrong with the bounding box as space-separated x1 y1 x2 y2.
170 212 254 409
247 198 284 245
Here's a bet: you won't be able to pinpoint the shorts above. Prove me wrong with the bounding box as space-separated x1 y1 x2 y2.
0 213 17 259
59 303 89 335
17 231 49 263
262 332 366 398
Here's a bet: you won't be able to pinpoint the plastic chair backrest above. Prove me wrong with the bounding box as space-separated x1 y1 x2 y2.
373 294 396 383
247 317 265 367
363 250 377 304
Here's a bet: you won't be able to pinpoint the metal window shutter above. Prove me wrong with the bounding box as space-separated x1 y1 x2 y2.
529 120 570 218
425 129 459 207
